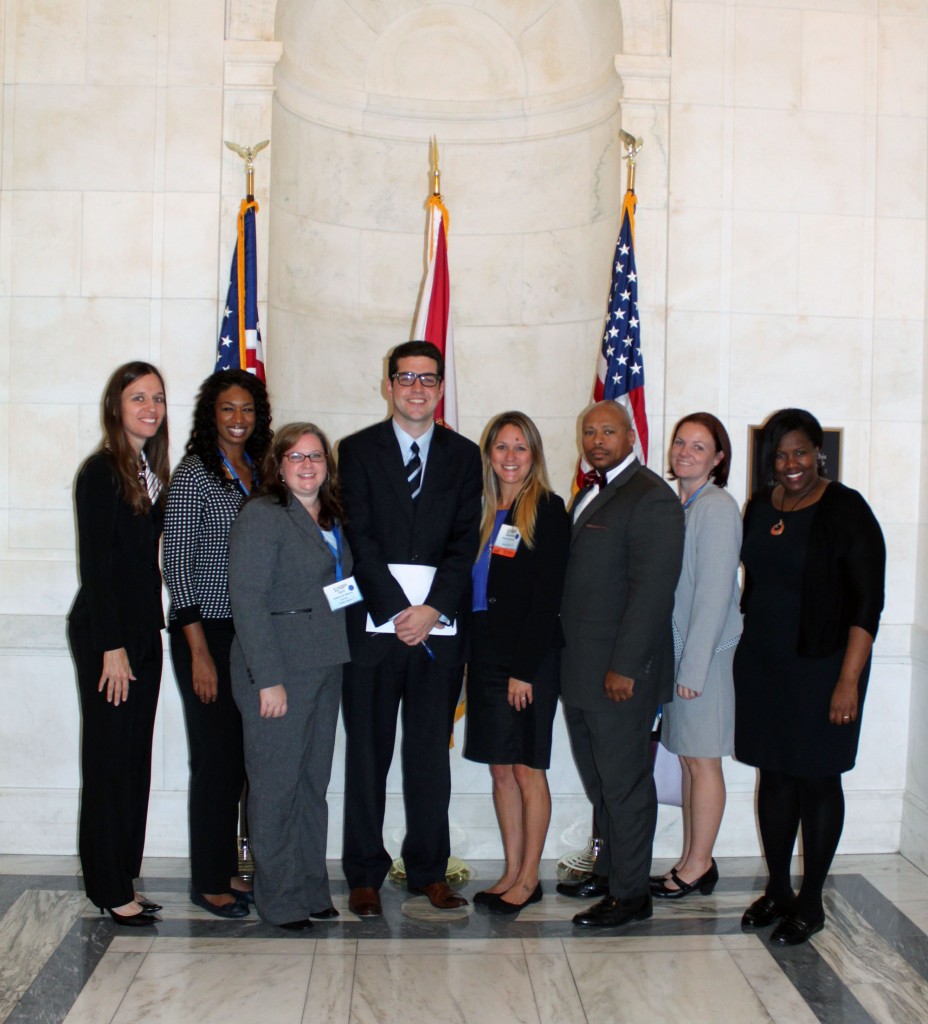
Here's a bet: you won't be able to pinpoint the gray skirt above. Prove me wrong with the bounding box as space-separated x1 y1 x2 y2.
661 644 735 758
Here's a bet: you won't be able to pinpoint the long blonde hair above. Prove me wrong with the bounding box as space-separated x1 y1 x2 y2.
478 411 552 553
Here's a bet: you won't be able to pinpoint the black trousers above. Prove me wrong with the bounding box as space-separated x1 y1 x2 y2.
170 620 245 894
70 622 162 910
341 642 462 891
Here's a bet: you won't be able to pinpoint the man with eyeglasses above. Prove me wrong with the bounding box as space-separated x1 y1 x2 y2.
337 340 482 915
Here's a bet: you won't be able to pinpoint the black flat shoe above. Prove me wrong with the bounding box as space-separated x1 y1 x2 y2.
488 883 543 915
309 906 339 920
651 860 718 899
190 892 249 918
135 897 163 912
231 889 255 905
473 889 508 906
279 918 314 931
101 907 161 927
556 875 609 900
741 894 794 929
770 912 824 946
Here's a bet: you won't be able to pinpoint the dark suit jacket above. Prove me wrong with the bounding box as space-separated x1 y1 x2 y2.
560 458 684 712
227 495 352 690
69 451 165 652
481 491 570 683
338 419 482 666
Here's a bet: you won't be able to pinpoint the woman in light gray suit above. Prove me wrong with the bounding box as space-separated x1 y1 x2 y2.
651 413 742 900
229 422 352 930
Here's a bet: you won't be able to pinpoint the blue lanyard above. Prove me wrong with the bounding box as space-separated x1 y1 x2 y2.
219 450 256 496
682 481 710 510
320 523 344 581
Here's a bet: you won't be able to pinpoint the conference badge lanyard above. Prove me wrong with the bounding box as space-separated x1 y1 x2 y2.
321 524 363 611
219 450 257 497
491 524 522 559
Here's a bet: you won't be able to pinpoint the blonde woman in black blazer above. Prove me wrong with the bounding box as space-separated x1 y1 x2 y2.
68 362 169 927
465 412 570 915
228 422 352 930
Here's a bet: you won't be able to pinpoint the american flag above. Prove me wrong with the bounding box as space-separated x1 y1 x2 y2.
413 194 457 429
593 189 648 461
216 198 266 381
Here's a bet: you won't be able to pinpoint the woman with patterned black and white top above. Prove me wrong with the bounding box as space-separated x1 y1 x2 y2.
163 369 272 918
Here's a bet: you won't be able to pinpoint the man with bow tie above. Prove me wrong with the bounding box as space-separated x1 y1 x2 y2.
558 401 684 927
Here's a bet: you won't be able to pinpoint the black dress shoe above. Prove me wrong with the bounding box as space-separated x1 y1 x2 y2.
741 894 794 929
279 918 314 931
309 906 339 920
556 875 609 900
770 912 824 946
572 894 652 928
651 860 719 899
190 892 250 918
488 883 543 915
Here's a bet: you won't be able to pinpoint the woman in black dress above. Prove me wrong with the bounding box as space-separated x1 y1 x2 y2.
164 369 272 917
465 412 570 915
735 408 885 945
68 362 170 926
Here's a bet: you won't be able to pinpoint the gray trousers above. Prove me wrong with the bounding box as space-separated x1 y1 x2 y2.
562 697 658 900
235 666 341 925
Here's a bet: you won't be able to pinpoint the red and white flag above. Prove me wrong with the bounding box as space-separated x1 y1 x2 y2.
413 195 457 429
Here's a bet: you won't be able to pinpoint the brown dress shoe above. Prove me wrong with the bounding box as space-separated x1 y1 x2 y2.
409 881 469 910
348 886 382 917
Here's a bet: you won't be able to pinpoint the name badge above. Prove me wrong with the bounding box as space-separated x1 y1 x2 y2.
491 525 521 558
324 576 363 611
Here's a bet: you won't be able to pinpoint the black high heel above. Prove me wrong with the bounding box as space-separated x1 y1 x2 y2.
135 897 163 912
650 859 719 899
99 906 161 926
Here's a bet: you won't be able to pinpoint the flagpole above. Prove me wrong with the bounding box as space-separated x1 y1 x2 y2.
224 139 270 199
558 128 647 885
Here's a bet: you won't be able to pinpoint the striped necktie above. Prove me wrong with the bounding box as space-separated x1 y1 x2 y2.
407 442 422 499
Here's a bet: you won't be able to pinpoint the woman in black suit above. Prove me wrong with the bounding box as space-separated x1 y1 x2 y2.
68 362 170 926
465 412 570 914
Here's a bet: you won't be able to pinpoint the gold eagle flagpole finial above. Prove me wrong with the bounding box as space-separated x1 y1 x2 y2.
224 139 269 199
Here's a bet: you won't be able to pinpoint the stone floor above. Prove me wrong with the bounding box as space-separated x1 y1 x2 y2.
2 853 928 1023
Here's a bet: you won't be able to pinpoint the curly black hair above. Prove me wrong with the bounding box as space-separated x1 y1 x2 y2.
184 369 273 485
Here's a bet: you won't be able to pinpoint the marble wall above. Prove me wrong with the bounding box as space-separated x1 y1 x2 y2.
0 0 925 865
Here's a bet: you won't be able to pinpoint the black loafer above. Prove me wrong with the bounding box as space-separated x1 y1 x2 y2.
770 912 824 946
556 875 609 900
741 895 794 929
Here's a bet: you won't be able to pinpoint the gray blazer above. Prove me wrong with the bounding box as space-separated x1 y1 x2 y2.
228 495 352 690
672 484 743 694
560 459 684 712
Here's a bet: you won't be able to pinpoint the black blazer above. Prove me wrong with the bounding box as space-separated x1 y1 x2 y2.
69 451 165 652
338 419 482 666
479 491 570 683
560 459 684 712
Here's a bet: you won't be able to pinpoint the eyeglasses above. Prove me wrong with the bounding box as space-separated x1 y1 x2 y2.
285 451 326 464
391 372 441 388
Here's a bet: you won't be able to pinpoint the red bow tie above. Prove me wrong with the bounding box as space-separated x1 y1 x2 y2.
582 470 607 490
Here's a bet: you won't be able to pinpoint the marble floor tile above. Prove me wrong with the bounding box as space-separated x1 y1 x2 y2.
525 951 586 1024
301 954 355 1024
62 952 146 1024
0 856 81 876
727 947 820 1024
108 952 313 1024
895 899 928 933
348 952 539 1024
0 890 87 1020
567 948 771 1023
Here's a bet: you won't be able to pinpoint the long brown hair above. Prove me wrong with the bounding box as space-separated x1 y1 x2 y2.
259 422 345 530
99 361 169 515
478 411 552 552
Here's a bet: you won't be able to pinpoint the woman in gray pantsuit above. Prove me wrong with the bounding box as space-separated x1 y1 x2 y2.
651 413 742 900
229 422 352 930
